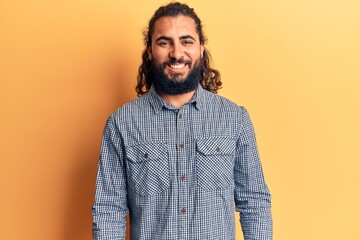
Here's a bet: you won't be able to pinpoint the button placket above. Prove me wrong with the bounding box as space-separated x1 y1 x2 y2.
176 108 188 238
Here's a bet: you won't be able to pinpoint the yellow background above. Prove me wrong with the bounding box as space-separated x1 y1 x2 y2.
1 0 359 239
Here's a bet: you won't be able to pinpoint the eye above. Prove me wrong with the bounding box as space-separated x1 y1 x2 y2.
158 41 170 47
183 40 194 45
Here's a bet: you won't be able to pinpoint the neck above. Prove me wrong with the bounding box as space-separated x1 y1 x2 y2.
158 90 196 109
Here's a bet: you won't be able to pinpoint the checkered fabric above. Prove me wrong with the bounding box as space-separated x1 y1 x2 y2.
92 85 272 240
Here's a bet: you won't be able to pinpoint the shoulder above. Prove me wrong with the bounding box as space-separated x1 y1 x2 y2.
110 94 152 120
202 90 245 113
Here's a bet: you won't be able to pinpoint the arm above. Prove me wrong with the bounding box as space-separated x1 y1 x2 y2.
92 115 128 240
234 107 272 239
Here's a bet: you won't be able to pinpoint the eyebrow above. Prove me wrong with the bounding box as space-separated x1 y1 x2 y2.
155 35 196 42
180 35 196 41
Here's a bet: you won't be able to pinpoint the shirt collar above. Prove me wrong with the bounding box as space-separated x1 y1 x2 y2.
148 84 205 113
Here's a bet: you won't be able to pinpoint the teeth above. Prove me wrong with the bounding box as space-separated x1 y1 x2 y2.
169 63 186 69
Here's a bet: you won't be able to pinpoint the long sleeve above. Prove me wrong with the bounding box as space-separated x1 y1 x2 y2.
92 115 128 240
234 107 272 239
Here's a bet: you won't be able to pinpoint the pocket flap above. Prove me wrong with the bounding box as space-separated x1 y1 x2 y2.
126 142 168 162
196 137 236 155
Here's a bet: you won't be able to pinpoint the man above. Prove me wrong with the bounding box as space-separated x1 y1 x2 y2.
92 2 272 240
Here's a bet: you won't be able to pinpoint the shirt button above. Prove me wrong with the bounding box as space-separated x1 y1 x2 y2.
144 153 148 158
181 208 186 214
179 114 183 119
180 175 186 181
216 147 221 152
179 144 184 149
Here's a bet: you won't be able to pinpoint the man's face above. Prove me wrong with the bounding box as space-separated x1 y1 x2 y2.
148 15 204 82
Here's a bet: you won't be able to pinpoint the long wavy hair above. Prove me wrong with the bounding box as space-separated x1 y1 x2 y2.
136 2 222 97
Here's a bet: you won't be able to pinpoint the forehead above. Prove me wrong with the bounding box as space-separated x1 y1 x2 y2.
152 15 199 40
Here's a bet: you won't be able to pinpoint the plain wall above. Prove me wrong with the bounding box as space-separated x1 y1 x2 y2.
1 0 359 239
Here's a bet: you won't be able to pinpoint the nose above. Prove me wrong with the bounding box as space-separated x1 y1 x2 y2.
169 42 183 60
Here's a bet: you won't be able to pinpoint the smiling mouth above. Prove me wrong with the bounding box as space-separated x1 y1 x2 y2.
168 63 187 69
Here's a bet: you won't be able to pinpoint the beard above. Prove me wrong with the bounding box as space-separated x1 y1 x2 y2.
149 58 202 95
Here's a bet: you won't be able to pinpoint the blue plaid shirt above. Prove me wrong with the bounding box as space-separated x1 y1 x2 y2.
92 85 272 240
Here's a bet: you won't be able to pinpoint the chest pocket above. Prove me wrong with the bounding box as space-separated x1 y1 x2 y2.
196 137 236 191
126 142 170 196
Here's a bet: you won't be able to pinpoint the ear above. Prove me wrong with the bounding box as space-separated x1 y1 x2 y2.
200 44 204 58
147 46 152 60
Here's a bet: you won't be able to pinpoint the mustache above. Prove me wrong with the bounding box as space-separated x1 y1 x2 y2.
161 57 192 68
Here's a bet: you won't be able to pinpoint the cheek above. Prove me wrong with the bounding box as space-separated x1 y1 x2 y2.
152 47 169 59
187 48 202 60
189 53 202 62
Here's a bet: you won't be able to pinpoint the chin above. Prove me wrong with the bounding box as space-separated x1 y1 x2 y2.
167 74 188 82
